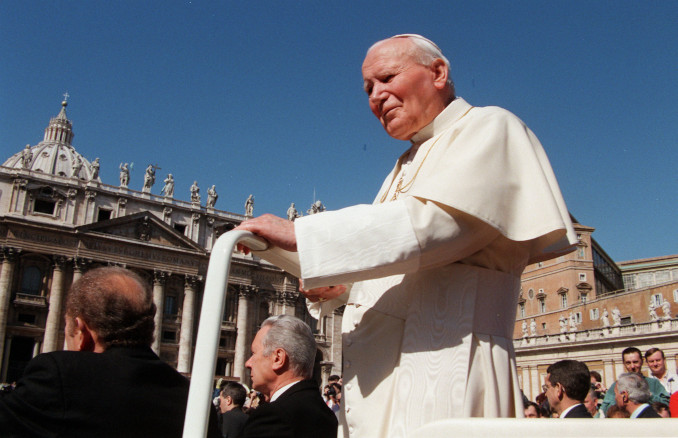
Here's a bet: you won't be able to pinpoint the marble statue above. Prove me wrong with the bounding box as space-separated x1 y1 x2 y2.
119 163 130 187
89 158 100 180
20 144 33 169
568 311 577 331
601 308 610 327
661 300 672 320
190 181 200 203
287 203 300 221
206 185 218 208
71 156 83 178
521 321 528 338
559 316 567 333
612 307 621 326
245 194 254 216
530 319 537 337
307 200 325 215
161 174 174 198
142 164 157 193
649 302 659 321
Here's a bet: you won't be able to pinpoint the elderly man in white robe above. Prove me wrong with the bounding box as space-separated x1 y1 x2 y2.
236 34 576 437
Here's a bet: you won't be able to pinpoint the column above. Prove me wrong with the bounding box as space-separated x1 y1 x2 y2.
277 290 299 316
1 336 12 382
177 275 198 373
233 285 254 380
152 270 168 354
0 248 18 368
32 339 41 358
71 257 90 285
42 256 67 353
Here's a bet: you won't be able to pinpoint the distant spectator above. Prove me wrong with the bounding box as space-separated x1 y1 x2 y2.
606 404 630 418
600 347 669 415
544 360 592 418
524 401 541 418
584 388 600 417
219 382 248 438
590 370 607 395
614 372 661 418
645 348 678 394
651 401 670 418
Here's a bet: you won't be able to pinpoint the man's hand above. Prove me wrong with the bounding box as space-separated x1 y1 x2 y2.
234 214 297 254
300 283 347 303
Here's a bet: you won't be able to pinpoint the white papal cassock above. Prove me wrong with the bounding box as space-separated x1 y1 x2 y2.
293 98 576 437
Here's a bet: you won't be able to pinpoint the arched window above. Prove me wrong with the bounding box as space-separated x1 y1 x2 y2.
21 266 42 295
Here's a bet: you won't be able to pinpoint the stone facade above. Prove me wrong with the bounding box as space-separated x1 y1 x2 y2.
513 218 678 401
0 99 343 388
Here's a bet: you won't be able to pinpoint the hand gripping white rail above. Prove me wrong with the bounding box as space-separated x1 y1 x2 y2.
182 230 268 438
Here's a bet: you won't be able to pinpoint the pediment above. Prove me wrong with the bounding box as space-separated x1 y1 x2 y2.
77 211 204 252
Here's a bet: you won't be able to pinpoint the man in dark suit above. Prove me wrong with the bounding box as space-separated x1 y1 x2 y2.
543 359 593 418
0 266 219 438
219 381 249 437
241 315 337 438
615 372 662 418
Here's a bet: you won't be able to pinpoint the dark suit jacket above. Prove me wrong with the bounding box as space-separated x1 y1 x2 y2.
221 407 248 438
635 404 661 418
241 379 337 438
0 346 220 438
562 403 592 418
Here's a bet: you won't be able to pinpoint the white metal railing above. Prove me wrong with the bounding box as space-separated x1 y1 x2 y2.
182 230 268 438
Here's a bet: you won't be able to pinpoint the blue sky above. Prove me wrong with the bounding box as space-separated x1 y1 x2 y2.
1 1 676 262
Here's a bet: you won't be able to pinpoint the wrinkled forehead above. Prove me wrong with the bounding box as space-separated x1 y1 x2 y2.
362 38 418 71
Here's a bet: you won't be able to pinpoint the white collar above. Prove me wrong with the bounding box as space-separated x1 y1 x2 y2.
630 403 650 419
270 379 303 402
409 97 472 145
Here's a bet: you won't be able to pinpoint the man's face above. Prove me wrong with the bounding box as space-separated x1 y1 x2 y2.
614 383 626 410
245 326 275 396
219 394 229 414
583 391 598 416
645 351 666 377
543 374 559 410
623 352 643 373
361 39 445 141
524 405 539 418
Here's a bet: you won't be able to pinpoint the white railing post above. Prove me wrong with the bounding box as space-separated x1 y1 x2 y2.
182 230 267 438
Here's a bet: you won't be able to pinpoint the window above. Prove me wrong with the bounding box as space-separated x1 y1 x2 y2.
34 198 56 214
17 313 36 324
590 308 599 320
580 293 588 304
575 312 582 323
538 297 546 313
519 302 525 318
542 322 546 330
674 289 678 302
164 295 177 316
560 293 568 309
97 208 112 222
20 267 42 295
621 316 632 325
579 273 587 282
538 288 544 295
578 247 585 259
652 294 663 307
173 223 186 234
162 330 176 342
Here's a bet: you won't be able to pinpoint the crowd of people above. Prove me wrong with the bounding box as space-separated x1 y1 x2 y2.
523 347 677 419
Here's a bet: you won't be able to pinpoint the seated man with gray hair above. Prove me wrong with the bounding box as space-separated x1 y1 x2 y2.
242 315 337 438
614 372 662 418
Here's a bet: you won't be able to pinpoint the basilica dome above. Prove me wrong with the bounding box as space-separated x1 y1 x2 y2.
3 98 100 182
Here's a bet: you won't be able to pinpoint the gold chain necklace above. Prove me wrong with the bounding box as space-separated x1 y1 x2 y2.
379 106 474 203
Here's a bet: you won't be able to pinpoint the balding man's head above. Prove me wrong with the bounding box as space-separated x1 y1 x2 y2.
65 267 155 351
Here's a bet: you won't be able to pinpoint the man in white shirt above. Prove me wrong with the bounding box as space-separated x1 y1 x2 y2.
237 34 575 436
645 347 678 395
240 315 337 438
614 373 661 418
543 360 592 418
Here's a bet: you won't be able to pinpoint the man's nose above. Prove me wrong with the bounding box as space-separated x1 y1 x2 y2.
369 83 387 103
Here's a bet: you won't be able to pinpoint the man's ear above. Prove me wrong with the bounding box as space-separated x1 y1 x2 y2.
271 347 288 373
74 317 96 352
429 58 449 90
555 382 565 400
